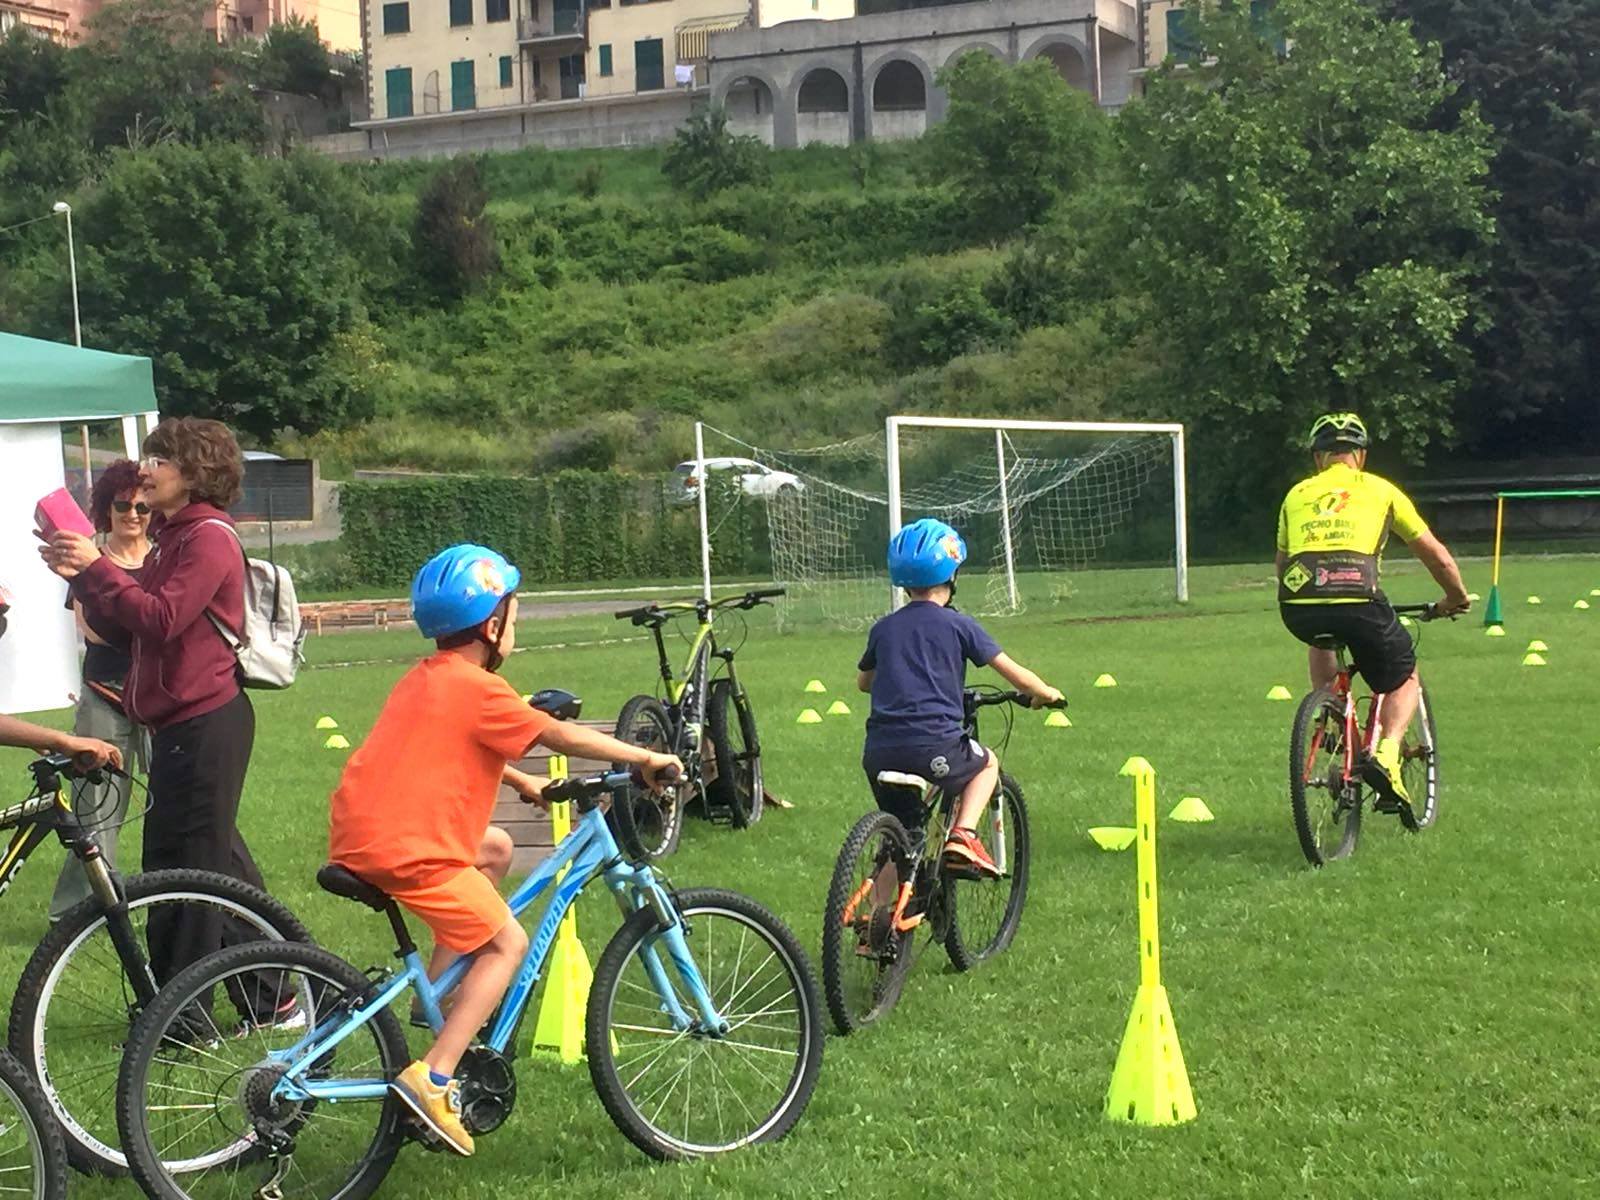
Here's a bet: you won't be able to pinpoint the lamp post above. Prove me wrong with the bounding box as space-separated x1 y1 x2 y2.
53 201 90 496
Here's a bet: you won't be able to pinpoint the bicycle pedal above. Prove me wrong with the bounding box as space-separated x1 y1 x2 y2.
400 1115 447 1153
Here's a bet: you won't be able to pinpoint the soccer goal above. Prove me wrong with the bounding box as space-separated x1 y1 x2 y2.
688 417 1189 630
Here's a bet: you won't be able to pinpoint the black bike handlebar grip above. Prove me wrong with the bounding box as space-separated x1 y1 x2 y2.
748 588 786 600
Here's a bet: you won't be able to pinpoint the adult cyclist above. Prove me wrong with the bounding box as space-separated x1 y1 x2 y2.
1276 413 1471 805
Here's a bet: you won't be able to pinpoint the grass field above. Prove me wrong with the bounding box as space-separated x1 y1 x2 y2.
3 555 1598 1199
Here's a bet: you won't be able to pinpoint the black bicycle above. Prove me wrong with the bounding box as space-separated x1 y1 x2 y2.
608 588 784 860
2 754 310 1176
0 1050 66 1200
820 687 1065 1035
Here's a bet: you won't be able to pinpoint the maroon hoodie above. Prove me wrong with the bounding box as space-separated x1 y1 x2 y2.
73 502 244 730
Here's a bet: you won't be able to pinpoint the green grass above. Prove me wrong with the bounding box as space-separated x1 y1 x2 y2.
3 554 1598 1197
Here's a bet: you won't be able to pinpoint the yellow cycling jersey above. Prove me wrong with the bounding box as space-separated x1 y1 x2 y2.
1276 462 1428 604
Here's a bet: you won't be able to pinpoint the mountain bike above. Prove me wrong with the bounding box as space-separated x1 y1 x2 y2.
0 1049 67 1200
821 687 1066 1036
1289 602 1444 867
1 753 309 1176
608 587 785 860
115 691 824 1200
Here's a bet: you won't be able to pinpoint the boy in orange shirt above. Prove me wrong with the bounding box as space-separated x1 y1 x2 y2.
329 544 680 1156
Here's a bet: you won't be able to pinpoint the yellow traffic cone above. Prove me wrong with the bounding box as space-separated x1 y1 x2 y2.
1089 827 1136 851
1522 652 1547 667
1044 711 1072 728
1527 596 1542 605
1266 685 1293 700
804 679 827 693
1576 600 1592 611
826 700 852 716
1526 640 1549 653
1093 674 1118 688
1169 797 1214 823
1485 625 1506 638
315 716 339 730
796 708 823 724
323 734 351 750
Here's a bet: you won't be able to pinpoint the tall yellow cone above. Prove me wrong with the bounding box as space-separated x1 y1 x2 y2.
1044 710 1072 728
1522 652 1547 667
826 700 852 716
532 756 607 1064
315 716 339 730
1266 685 1293 700
1105 757 1196 1127
323 734 351 750
796 708 824 725
1093 674 1118 689
804 679 827 693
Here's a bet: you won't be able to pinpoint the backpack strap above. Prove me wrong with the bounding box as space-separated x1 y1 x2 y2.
189 518 249 650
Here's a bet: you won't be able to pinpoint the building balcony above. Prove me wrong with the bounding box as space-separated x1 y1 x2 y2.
517 3 584 45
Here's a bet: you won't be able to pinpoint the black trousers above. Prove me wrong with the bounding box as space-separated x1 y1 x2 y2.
143 691 276 1017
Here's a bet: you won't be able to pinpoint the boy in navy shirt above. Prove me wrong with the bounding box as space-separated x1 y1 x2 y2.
857 518 1061 878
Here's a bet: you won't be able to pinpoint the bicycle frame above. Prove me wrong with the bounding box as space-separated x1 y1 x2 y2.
1319 657 1387 786
271 801 724 1105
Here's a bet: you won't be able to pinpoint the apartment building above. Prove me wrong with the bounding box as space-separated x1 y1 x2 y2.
0 0 357 48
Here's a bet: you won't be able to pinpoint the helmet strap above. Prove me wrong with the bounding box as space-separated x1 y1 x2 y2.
477 597 513 674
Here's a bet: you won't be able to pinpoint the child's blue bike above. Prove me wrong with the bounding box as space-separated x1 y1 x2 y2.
113 700 823 1200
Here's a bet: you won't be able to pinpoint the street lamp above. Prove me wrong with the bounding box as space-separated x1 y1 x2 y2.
51 202 80 349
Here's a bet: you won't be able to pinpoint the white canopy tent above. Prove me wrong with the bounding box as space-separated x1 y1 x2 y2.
0 332 159 715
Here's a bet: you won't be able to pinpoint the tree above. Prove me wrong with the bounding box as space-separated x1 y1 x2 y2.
0 27 72 135
253 16 332 97
929 53 1110 233
71 142 374 439
412 157 501 299
1114 0 1494 504
1376 0 1600 455
662 104 770 199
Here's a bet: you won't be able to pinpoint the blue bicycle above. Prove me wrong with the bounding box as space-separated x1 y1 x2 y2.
113 698 824 1200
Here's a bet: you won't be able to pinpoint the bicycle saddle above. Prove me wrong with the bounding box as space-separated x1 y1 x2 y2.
1308 633 1346 650
316 863 392 912
876 771 930 794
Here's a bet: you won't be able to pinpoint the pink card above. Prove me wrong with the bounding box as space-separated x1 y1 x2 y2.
35 488 95 539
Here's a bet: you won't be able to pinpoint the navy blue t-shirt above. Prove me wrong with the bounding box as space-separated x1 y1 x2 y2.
858 601 1002 749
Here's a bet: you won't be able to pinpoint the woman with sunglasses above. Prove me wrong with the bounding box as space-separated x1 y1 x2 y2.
46 460 153 920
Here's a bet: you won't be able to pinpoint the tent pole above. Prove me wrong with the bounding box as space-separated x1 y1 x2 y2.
80 424 92 500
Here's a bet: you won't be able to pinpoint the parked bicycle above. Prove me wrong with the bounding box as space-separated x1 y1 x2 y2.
115 689 824 1200
1 753 309 1176
821 687 1065 1035
1289 602 1444 866
608 588 785 860
0 1050 67 1200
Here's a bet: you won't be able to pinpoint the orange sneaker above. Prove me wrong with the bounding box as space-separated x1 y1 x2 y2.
942 827 1001 880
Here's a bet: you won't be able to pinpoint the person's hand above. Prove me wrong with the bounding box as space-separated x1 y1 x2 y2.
61 735 122 772
1437 592 1472 617
43 531 100 579
504 767 549 808
640 753 684 791
1029 685 1065 709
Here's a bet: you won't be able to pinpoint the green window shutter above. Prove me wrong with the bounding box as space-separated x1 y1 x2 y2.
449 0 471 26
598 43 612 76
634 37 663 91
385 67 413 117
499 54 513 87
486 0 509 19
1166 9 1198 64
381 1 409 33
451 59 476 109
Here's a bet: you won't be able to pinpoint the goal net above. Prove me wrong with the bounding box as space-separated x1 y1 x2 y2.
689 417 1188 630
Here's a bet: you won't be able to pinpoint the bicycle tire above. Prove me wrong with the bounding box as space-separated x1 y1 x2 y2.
587 887 823 1160
0 1050 67 1200
1398 679 1440 832
820 810 917 1035
7 868 311 1177
944 773 1030 971
610 694 684 860
1289 687 1362 866
706 678 763 828
116 940 409 1200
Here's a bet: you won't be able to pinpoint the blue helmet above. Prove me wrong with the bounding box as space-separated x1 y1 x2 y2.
411 544 521 639
887 518 967 588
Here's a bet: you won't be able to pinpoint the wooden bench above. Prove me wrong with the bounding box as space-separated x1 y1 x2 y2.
303 599 401 635
492 719 616 874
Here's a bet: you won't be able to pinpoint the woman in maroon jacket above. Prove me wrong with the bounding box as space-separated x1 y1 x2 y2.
43 418 288 1023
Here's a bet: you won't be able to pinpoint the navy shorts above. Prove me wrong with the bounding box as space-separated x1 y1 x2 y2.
862 738 991 832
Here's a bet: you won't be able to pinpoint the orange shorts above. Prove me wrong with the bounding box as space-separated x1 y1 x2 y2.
389 866 513 955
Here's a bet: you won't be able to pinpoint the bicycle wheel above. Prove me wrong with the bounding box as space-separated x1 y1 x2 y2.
706 679 763 828
944 773 1030 971
8 868 310 1176
1289 687 1362 866
117 941 409 1200
1398 679 1440 832
587 887 823 1160
820 810 918 1035
0 1051 67 1200
611 694 684 861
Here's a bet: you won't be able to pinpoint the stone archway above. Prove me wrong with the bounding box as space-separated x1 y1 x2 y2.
869 57 927 140
794 65 851 146
723 75 777 146
1024 35 1092 96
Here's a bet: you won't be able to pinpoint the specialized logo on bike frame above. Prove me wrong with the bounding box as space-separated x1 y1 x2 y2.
929 755 950 779
1313 489 1351 515
1281 562 1312 593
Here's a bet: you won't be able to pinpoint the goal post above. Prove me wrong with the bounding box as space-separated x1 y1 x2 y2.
884 416 1190 611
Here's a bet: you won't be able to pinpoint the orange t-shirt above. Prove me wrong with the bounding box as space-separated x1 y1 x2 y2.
329 652 552 891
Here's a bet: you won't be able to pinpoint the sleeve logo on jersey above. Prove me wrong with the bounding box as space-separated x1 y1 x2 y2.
1313 490 1351 515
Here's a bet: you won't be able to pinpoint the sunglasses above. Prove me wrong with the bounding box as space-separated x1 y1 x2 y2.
112 501 151 515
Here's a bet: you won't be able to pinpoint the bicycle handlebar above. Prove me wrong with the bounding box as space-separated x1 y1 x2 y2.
28 753 126 790
965 689 1068 711
614 588 787 625
535 764 683 812
1392 602 1448 621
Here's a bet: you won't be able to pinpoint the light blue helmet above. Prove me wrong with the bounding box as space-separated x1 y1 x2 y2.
411 544 521 639
887 518 967 588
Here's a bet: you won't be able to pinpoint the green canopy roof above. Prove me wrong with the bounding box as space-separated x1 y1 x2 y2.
0 332 156 423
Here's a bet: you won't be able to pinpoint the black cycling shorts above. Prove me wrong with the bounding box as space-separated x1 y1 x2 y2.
1280 598 1415 694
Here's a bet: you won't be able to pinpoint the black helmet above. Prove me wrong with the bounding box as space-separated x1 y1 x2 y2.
1308 412 1369 452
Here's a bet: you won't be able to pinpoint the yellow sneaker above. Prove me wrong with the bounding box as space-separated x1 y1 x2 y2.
391 1060 474 1156
1369 738 1409 807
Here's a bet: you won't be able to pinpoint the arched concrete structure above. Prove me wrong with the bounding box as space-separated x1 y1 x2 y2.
1021 32 1095 97
866 51 933 137
793 65 851 146
716 69 783 146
